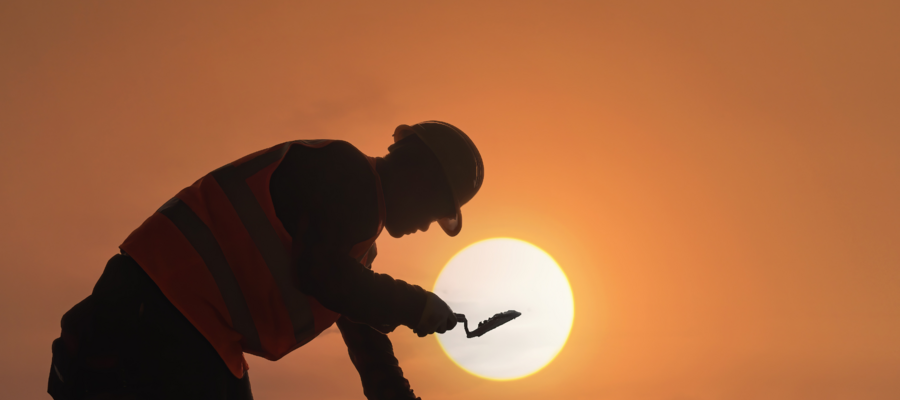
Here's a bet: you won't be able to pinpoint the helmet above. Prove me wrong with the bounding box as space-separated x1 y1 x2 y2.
393 121 484 236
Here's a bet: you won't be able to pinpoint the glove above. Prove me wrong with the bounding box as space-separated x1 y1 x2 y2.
413 292 457 337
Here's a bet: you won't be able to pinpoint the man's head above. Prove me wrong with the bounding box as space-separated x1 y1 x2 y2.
378 121 484 238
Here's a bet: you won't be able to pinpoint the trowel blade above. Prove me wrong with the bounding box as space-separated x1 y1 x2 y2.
454 310 521 338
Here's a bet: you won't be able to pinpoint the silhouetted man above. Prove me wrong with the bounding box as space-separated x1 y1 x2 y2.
48 121 484 400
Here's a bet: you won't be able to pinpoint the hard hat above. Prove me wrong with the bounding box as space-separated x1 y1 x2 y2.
393 121 484 237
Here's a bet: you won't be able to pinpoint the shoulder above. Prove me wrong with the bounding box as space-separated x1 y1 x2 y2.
273 140 380 242
282 140 371 179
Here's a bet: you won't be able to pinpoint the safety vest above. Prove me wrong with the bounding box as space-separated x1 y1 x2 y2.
120 140 385 378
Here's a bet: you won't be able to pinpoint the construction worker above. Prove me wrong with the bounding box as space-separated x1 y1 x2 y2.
48 121 484 400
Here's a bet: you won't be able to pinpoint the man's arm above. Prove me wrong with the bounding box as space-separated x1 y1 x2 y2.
292 203 428 330
337 316 420 400
273 141 429 330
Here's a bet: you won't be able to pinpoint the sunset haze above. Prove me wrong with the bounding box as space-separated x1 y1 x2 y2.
2 1 899 399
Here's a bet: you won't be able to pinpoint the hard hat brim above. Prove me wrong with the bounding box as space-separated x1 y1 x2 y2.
437 201 462 237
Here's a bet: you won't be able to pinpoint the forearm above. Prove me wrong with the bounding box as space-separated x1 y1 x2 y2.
337 317 420 400
295 252 427 330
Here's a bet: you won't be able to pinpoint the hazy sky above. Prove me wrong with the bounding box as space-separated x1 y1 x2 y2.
2 1 899 399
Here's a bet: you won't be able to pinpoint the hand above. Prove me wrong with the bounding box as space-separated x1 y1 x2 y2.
414 292 457 337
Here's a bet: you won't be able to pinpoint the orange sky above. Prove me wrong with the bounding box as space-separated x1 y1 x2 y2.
2 1 899 399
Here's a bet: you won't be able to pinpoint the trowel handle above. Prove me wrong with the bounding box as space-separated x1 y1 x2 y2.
453 313 471 336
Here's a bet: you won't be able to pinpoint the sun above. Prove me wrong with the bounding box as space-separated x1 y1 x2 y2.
434 238 575 380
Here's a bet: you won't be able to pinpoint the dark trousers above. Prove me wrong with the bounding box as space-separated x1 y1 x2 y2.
49 254 253 400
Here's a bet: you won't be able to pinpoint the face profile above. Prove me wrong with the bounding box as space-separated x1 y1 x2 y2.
380 133 458 238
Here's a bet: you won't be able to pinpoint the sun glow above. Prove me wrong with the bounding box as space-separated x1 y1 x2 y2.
434 238 575 380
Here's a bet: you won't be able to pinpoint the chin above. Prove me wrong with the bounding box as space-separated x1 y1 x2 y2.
385 226 405 238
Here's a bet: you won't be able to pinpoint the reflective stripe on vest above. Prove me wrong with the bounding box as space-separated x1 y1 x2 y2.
157 196 265 352
210 144 314 347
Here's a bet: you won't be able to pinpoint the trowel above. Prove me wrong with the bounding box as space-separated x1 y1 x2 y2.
453 310 521 338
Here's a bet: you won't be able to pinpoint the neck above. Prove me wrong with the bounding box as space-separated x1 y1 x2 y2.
375 156 404 237
375 156 397 210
